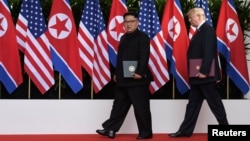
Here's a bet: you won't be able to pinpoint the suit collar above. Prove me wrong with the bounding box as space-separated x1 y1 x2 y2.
197 20 206 30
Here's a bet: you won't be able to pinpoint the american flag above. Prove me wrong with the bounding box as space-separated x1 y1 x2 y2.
196 0 212 25
189 0 213 39
46 0 83 93
78 0 111 93
138 0 169 94
107 0 127 67
16 0 54 94
0 0 23 93
161 0 190 94
216 0 250 94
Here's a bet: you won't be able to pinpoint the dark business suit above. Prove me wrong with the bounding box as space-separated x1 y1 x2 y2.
102 29 153 137
178 22 228 136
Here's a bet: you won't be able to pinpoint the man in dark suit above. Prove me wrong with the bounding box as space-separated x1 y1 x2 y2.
169 8 229 137
96 11 153 140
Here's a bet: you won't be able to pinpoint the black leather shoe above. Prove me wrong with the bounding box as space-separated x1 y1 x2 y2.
168 131 190 137
136 135 153 140
96 129 116 139
107 130 116 138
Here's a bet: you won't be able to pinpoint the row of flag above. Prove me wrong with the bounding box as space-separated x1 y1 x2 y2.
0 0 249 95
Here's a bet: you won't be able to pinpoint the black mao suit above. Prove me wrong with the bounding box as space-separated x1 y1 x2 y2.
102 29 153 137
178 22 228 136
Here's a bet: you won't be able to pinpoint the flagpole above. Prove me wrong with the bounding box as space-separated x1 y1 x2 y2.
58 74 61 99
227 76 229 99
28 78 31 99
91 80 93 99
172 78 175 99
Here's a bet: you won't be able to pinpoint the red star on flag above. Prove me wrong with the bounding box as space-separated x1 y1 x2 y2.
49 16 69 37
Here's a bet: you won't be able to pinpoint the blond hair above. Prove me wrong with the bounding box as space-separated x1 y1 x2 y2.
187 8 206 20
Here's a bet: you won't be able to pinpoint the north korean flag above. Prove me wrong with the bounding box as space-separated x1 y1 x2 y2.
0 0 23 93
107 0 127 67
46 0 83 93
161 0 190 94
216 0 250 94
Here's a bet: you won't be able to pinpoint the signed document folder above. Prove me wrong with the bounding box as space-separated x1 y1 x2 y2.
189 59 215 77
123 61 138 78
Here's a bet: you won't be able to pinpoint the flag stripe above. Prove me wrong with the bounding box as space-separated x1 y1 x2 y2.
15 15 28 52
78 23 94 76
24 34 54 85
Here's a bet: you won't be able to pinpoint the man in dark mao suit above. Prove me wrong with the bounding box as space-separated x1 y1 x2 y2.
96 11 153 140
169 8 229 138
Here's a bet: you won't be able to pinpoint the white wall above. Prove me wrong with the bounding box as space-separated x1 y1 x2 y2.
0 100 249 135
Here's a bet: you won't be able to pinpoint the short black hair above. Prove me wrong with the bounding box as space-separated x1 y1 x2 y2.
123 11 138 19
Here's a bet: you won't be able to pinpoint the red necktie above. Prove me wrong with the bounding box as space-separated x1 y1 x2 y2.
193 29 198 35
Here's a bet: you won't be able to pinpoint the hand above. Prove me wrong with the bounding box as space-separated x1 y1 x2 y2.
132 73 142 79
196 72 207 78
113 75 117 82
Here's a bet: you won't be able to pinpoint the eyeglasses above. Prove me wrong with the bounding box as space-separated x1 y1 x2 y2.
124 20 138 24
